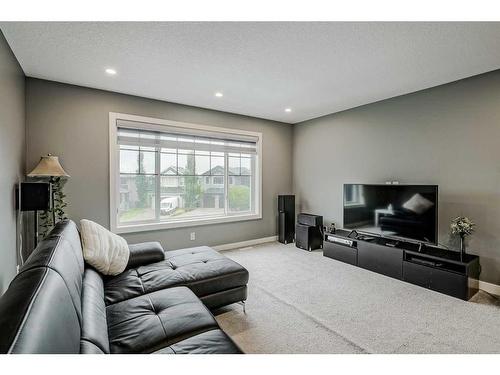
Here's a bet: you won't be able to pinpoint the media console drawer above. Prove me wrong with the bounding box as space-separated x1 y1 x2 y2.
323 241 357 266
357 242 403 280
403 261 468 300
402 260 432 288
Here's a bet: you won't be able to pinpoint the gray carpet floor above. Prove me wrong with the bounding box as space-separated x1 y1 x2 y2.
214 242 500 354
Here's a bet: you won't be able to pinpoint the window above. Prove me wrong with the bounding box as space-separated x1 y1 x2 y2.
110 113 262 233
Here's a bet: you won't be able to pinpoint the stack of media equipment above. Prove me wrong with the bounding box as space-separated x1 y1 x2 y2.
296 213 324 251
323 184 480 300
278 195 295 244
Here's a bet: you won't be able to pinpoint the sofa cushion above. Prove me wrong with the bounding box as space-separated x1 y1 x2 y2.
80 268 110 354
104 246 249 306
154 329 243 354
106 286 218 354
80 219 130 276
127 241 165 269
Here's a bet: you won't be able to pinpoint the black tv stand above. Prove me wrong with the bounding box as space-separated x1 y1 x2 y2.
323 229 480 300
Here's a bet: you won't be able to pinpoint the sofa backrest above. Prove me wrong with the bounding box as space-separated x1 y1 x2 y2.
0 219 84 353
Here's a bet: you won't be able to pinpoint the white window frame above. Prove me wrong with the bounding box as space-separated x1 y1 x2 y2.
109 112 263 234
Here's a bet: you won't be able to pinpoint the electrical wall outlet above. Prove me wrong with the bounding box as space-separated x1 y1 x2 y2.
16 265 20 274
190 232 196 241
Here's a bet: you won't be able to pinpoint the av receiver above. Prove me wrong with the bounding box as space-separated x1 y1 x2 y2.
326 235 354 247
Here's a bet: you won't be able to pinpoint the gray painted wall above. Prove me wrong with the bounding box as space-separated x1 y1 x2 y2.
293 70 500 285
0 32 25 294
26 78 293 250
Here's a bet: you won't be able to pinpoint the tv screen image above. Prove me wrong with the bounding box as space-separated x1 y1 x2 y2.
343 184 438 243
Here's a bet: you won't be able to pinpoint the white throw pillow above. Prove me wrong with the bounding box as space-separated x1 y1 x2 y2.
80 219 130 276
403 193 434 215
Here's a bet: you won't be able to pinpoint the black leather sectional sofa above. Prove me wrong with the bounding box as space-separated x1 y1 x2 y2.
0 220 249 354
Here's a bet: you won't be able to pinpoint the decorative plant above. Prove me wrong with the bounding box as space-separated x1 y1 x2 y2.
450 216 475 237
38 177 69 239
38 208 52 239
52 177 68 222
450 216 475 257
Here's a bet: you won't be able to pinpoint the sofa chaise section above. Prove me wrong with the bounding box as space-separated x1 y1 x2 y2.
104 246 249 309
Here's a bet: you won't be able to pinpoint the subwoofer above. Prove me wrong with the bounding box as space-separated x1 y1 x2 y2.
295 213 323 251
295 224 323 251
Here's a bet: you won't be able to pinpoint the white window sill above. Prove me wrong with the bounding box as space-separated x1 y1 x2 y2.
113 212 262 234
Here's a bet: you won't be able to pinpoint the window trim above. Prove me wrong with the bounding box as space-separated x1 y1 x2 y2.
109 112 263 234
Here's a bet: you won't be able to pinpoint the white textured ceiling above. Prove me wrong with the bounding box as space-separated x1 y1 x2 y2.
2 22 500 123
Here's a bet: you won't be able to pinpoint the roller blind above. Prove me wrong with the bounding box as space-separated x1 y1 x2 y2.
117 119 258 154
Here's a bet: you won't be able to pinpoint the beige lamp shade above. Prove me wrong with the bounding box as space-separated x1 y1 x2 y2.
28 154 70 177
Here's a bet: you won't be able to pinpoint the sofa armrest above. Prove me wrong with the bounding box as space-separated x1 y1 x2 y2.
127 242 165 269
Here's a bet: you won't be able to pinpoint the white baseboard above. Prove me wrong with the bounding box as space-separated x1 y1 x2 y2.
478 280 500 296
213 236 278 251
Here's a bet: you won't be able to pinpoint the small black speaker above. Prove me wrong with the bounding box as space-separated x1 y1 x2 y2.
16 182 51 211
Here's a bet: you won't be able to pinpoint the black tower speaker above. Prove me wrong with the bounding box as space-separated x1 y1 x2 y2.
278 195 295 244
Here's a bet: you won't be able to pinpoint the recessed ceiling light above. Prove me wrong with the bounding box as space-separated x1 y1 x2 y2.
285 108 292 113
105 68 117 75
215 92 223 97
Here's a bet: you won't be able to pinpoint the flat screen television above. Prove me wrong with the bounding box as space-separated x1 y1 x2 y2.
343 184 438 244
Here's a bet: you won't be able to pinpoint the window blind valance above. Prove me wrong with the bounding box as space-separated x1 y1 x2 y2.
117 120 258 154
